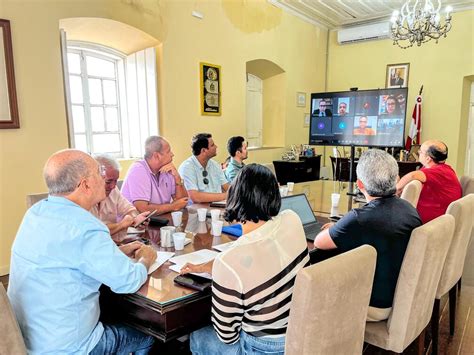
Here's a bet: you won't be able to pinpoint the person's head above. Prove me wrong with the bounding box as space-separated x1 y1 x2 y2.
94 154 120 197
144 136 174 172
356 149 398 197
338 102 347 115
43 149 106 208
358 116 368 129
419 140 448 166
319 100 327 111
385 95 400 115
191 133 217 159
227 136 248 161
224 164 281 224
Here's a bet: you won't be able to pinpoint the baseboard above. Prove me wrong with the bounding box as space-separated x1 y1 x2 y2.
0 264 10 276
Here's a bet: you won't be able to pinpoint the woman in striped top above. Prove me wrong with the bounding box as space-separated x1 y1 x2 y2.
185 164 310 354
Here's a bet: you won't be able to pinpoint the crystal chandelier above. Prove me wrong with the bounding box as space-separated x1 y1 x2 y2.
390 0 453 49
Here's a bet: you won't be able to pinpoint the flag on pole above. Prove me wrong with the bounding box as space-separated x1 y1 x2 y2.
405 95 422 151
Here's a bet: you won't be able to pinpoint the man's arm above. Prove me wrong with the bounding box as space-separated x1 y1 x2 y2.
396 170 426 195
314 228 337 250
187 190 227 204
160 163 188 199
134 199 188 214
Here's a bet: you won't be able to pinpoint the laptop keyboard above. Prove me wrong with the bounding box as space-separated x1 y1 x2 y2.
303 223 320 239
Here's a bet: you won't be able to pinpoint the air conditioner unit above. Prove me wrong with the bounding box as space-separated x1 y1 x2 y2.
337 22 390 44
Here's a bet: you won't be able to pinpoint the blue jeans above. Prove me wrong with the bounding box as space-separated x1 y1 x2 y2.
190 325 285 355
90 323 155 355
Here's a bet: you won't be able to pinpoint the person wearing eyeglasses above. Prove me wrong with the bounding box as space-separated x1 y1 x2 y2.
396 140 462 224
122 136 189 214
312 99 333 117
178 133 229 203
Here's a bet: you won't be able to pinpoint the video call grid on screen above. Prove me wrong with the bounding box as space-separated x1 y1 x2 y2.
309 88 408 148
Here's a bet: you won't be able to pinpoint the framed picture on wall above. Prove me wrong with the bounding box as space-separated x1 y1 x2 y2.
200 62 221 116
0 19 20 129
386 63 409 89
296 92 306 107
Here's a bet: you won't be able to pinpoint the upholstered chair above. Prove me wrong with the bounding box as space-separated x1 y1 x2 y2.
26 192 48 209
285 245 377 355
400 180 423 208
431 194 474 354
0 284 27 354
364 214 455 354
459 175 474 196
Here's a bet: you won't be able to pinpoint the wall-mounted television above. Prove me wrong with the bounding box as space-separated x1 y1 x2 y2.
309 88 408 147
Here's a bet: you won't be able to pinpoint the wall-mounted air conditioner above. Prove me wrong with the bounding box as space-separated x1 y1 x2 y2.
337 22 390 44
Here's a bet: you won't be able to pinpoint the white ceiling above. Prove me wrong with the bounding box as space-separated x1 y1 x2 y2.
269 0 473 29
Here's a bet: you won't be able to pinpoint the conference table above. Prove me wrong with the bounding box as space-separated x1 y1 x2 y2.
99 180 356 342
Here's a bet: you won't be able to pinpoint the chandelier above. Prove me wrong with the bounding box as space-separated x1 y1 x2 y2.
390 0 453 49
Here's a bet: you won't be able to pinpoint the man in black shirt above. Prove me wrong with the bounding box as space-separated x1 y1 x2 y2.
314 149 421 321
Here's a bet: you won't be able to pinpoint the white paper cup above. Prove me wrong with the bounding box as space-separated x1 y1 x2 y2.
173 232 186 251
287 182 295 192
171 211 183 227
279 186 289 197
160 226 176 248
210 209 221 222
211 220 224 237
331 193 340 208
197 208 207 222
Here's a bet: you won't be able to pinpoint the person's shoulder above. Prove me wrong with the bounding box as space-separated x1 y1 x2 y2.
178 156 194 170
209 159 222 170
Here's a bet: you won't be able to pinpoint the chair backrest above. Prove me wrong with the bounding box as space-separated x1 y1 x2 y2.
436 194 474 298
0 284 27 354
285 245 377 355
26 192 48 209
460 175 474 196
261 163 276 176
384 214 455 352
117 179 124 190
400 180 423 208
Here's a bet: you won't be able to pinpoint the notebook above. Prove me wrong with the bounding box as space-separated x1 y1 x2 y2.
280 194 321 241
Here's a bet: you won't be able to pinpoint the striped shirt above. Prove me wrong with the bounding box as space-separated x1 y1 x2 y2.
211 210 310 344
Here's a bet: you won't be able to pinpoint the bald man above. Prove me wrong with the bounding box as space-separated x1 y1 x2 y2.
8 149 156 354
397 140 462 223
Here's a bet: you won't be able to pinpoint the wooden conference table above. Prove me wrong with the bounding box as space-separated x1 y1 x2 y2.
99 180 355 342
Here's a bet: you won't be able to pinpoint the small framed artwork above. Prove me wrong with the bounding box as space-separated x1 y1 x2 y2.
304 113 310 127
386 63 409 88
296 92 306 107
200 62 221 116
0 19 20 129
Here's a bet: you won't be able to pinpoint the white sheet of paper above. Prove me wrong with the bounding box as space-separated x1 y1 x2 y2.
147 251 175 274
127 227 145 234
212 241 235 253
169 249 218 266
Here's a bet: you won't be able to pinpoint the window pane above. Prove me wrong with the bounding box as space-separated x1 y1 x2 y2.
93 134 121 153
69 75 83 104
74 134 88 152
105 107 119 131
88 79 103 105
103 80 117 105
91 107 105 132
86 56 115 78
71 105 85 133
67 53 81 74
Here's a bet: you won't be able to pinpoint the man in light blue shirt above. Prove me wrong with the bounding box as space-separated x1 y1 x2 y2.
8 149 157 354
224 136 248 182
178 133 229 203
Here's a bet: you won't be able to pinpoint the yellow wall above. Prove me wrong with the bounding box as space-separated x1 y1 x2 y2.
326 10 474 172
0 0 327 274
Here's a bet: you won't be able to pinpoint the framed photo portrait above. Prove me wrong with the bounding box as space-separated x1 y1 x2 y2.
386 63 409 89
0 19 20 129
200 62 221 116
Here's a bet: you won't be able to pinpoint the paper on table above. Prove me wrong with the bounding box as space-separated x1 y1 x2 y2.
127 227 145 234
168 249 218 280
212 241 235 253
147 251 175 275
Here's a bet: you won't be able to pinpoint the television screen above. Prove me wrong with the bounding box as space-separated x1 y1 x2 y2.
309 88 408 147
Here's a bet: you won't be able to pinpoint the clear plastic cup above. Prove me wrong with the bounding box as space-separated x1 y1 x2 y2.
171 211 183 227
211 220 224 237
173 232 186 251
210 209 221 222
331 193 340 207
279 186 289 197
287 182 295 192
197 208 207 222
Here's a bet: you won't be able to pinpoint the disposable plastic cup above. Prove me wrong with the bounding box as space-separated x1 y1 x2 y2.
331 193 341 207
279 186 289 197
211 221 224 237
173 232 186 251
210 209 221 222
171 211 183 227
287 182 295 192
197 208 207 222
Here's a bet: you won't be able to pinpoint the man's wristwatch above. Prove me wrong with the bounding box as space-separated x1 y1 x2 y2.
175 180 184 186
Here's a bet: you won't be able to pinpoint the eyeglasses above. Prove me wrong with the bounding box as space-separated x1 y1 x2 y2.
202 170 209 185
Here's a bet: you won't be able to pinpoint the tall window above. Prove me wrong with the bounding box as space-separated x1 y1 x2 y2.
63 41 158 158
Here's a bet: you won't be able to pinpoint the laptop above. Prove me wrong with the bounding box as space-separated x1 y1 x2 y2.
280 194 321 241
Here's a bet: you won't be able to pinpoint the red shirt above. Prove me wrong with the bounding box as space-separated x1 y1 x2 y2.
417 163 462 224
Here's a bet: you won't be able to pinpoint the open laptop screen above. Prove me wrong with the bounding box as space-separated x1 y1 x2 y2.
280 194 317 225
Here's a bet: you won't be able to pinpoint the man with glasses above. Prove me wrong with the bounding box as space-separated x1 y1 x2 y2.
179 133 229 203
396 140 462 223
91 154 150 242
8 149 157 354
122 136 188 214
312 99 332 117
353 116 375 135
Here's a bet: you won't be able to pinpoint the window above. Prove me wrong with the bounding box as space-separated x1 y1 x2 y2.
63 41 158 158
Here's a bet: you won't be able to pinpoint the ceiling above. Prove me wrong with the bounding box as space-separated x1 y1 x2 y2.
269 0 473 29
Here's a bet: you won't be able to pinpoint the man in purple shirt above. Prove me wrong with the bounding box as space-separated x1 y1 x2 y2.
122 136 188 214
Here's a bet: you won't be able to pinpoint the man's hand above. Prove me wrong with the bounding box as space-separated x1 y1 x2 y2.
133 211 150 229
119 241 143 258
180 261 213 275
119 215 135 229
321 222 335 231
160 163 179 178
135 245 157 270
171 197 188 211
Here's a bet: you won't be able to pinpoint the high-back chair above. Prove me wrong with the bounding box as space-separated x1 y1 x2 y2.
364 214 455 354
285 245 377 355
0 284 27 354
26 192 48 209
459 175 474 196
431 194 474 354
400 180 423 208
